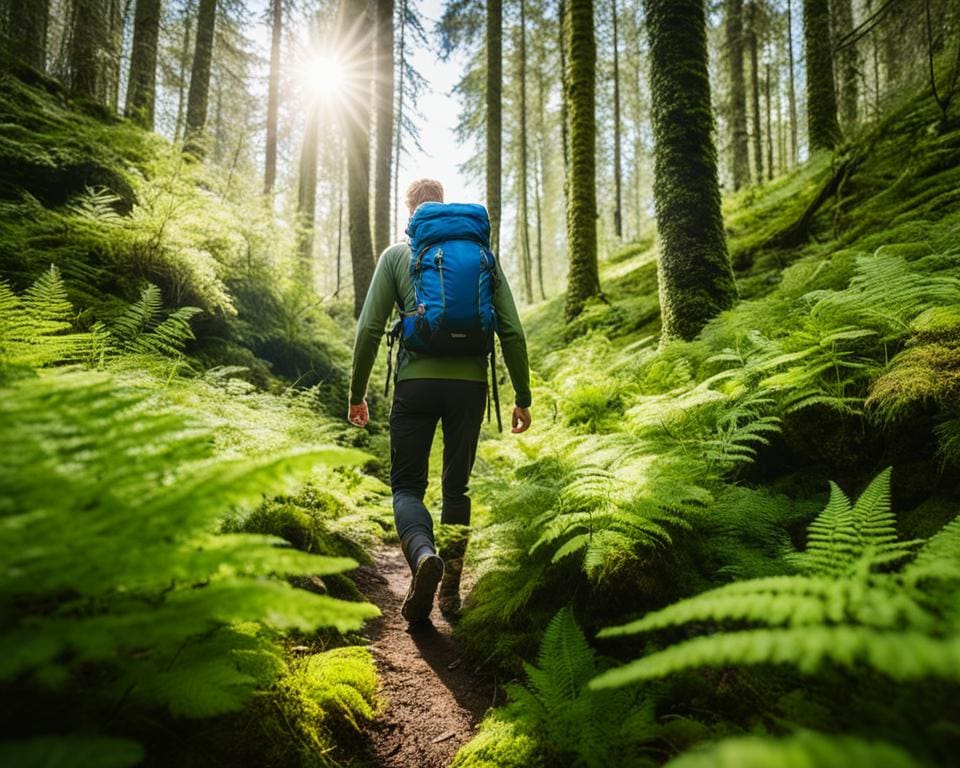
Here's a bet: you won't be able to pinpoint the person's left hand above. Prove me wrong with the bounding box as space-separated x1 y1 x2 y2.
348 400 369 428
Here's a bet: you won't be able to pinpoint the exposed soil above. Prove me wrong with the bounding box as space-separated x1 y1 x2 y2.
354 547 496 767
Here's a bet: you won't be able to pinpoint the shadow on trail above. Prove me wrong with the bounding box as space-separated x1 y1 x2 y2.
354 547 495 768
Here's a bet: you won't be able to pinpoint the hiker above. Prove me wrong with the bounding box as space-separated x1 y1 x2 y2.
347 178 532 622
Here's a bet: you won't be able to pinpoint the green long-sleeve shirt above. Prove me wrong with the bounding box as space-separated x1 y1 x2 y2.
350 242 532 408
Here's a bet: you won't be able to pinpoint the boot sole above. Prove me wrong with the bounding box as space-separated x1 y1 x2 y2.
401 554 444 622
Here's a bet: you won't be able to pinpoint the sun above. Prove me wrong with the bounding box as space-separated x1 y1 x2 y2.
301 54 344 98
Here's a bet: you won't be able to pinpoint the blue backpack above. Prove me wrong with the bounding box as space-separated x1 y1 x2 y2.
384 202 503 429
400 202 499 355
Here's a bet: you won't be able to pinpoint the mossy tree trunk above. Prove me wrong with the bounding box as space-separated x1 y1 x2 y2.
747 0 763 183
124 0 161 129
486 0 502 253
173 2 194 144
725 0 749 190
765 59 773 180
69 0 108 100
831 0 858 132
184 0 217 157
374 0 394 255
803 0 839 150
563 0 600 320
345 0 375 317
263 0 282 195
645 0 737 342
393 0 407 233
8 0 49 71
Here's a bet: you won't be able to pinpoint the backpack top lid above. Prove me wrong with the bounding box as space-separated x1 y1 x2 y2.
406 202 491 255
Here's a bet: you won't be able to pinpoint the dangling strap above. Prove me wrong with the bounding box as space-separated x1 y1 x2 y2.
490 348 503 433
384 318 402 397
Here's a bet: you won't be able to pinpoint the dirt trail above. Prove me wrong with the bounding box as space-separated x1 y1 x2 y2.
354 547 496 767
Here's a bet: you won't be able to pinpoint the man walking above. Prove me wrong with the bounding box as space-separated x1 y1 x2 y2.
348 179 532 622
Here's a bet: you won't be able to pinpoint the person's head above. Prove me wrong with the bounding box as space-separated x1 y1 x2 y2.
405 179 444 217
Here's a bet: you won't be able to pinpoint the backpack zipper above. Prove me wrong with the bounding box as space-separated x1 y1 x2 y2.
436 247 446 324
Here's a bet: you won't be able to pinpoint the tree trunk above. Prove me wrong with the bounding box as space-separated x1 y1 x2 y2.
264 0 282 195
535 43 547 300
786 0 798 164
563 0 600 320
486 0 502 253
393 0 406 232
105 0 127 109
297 105 320 274
765 59 773 180
374 0 394 255
345 0 375 317
125 0 161 128
69 0 107 100
726 0 750 190
184 0 217 157
645 0 737 343
8 0 49 71
803 0 840 150
174 2 194 144
518 0 533 303
558 0 569 173
832 0 858 132
612 0 622 238
747 0 763 183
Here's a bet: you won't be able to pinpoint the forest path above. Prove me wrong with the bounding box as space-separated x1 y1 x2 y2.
354 547 495 767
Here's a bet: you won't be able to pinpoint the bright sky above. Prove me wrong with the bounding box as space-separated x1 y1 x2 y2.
395 0 482 208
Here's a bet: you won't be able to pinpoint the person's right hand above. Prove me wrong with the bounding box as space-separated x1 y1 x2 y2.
512 406 532 434
348 400 369 428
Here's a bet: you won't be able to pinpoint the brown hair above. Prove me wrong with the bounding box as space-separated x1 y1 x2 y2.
405 179 444 215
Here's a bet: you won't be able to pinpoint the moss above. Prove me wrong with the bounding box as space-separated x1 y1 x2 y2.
867 343 960 426
452 715 545 768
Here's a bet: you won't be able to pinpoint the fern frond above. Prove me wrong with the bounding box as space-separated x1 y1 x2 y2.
662 731 923 768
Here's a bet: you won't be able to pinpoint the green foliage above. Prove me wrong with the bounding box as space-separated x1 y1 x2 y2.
592 470 958 688
456 608 657 768
0 369 378 755
662 731 923 768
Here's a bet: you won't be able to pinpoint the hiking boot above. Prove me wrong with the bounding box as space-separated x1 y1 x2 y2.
438 535 468 618
401 553 444 622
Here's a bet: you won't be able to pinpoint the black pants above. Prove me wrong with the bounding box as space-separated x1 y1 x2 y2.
390 379 487 554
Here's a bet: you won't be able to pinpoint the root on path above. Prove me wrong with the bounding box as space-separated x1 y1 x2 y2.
354 547 495 767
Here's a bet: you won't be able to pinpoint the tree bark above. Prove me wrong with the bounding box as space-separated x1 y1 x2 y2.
125 0 161 128
644 0 737 342
374 0 394 255
612 0 622 238
486 0 502 253
765 59 773 180
726 0 750 190
747 0 763 183
264 0 282 195
173 3 194 144
803 0 840 150
786 0 798 164
345 0 375 317
297 105 320 274
558 0 569 173
8 0 49 71
184 0 217 157
393 0 406 233
832 0 858 132
563 0 601 320
69 0 108 100
518 0 533 302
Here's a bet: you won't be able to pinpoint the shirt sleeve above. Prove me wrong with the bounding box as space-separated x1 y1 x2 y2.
493 267 533 409
349 248 399 405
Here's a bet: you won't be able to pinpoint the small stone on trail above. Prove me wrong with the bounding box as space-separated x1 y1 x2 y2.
431 731 457 744
447 658 462 670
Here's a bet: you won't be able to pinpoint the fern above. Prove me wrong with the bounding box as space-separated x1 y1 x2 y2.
487 608 657 768
0 370 379 752
108 283 200 359
0 266 99 368
592 470 957 689
662 731 923 768
68 185 124 223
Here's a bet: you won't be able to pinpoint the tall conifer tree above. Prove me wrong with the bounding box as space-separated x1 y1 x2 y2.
264 0 282 195
726 0 750 190
374 0 394 255
8 0 49 71
125 0 161 128
184 0 217 156
563 0 601 320
803 0 839 150
644 0 737 342
486 0 503 253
